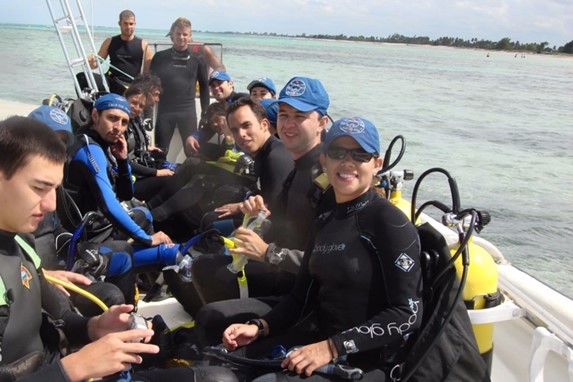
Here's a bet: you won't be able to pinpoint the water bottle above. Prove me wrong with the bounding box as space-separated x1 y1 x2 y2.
178 254 193 282
227 210 271 274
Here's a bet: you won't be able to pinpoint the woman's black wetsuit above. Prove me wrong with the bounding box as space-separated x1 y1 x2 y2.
251 189 423 380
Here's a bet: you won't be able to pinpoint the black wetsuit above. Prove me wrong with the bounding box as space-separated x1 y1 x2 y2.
150 47 210 150
126 116 170 202
193 145 334 346
107 35 144 94
250 190 423 381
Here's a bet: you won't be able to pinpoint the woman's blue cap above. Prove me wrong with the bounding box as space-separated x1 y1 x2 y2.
248 77 277 95
259 98 278 125
325 117 381 155
277 77 329 116
28 105 72 133
93 93 131 116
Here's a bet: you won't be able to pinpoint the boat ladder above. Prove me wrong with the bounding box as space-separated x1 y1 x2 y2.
45 0 109 97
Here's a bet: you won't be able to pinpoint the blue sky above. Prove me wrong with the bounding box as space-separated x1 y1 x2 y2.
3 0 572 47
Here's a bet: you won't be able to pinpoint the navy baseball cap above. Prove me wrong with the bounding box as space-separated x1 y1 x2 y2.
93 93 131 116
260 98 278 125
325 117 381 155
209 71 232 84
247 77 276 96
277 77 329 116
28 105 72 134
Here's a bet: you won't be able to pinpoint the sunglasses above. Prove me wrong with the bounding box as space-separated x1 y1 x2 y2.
326 146 375 163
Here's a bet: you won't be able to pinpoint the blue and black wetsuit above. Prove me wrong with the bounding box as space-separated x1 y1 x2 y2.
65 129 153 246
251 189 423 380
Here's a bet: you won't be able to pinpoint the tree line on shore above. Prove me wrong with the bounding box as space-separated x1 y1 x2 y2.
210 31 573 55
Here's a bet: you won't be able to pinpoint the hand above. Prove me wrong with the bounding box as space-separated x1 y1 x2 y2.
43 269 92 296
222 323 260 351
214 202 241 218
156 168 174 177
61 328 158 382
87 54 98 69
110 134 128 160
150 231 173 246
230 227 269 262
281 340 333 377
184 136 200 156
148 145 162 152
239 195 271 219
87 304 135 341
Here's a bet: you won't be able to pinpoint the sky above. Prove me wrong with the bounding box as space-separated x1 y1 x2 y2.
2 0 572 47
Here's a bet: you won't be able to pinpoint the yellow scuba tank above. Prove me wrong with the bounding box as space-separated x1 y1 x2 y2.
384 170 421 224
450 216 500 373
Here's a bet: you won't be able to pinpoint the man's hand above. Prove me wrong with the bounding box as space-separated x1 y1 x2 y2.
184 136 201 156
43 269 92 296
110 134 128 160
87 304 134 341
87 54 98 69
150 231 172 246
214 202 241 218
239 195 270 219
281 340 333 377
156 168 174 177
222 323 260 351
61 328 158 382
230 227 269 262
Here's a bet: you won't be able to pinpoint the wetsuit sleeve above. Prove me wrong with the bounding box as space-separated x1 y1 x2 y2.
39 271 91 346
16 359 71 382
114 158 134 201
130 161 157 177
265 246 302 274
262 232 317 334
259 142 294 207
198 59 210 116
330 202 423 357
72 145 153 245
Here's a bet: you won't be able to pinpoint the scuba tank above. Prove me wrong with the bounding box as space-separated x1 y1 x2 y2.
443 209 501 373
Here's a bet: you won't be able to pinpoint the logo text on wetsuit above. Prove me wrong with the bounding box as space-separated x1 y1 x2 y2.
313 242 346 254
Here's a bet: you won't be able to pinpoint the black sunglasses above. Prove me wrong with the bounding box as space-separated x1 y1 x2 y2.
326 146 375 163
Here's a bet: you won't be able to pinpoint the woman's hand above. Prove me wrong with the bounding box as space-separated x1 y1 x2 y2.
281 340 334 377
239 195 270 219
214 202 241 218
156 168 174 177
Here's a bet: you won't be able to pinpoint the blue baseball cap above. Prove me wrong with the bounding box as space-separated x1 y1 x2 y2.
93 93 131 116
325 117 381 155
28 105 72 134
209 71 232 84
277 77 329 116
247 77 276 96
259 98 278 125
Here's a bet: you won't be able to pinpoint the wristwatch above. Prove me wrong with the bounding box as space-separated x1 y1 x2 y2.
246 318 265 338
266 243 287 265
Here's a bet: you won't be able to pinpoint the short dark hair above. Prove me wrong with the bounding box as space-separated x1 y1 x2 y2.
227 97 267 122
119 10 135 21
124 83 147 99
132 73 162 96
0 116 67 180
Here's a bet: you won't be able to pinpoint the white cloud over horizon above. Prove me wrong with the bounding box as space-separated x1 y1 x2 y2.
2 0 572 47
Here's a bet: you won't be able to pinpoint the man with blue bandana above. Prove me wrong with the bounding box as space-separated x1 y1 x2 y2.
64 94 174 251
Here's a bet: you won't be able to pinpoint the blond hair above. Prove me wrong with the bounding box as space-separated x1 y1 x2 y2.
167 17 192 37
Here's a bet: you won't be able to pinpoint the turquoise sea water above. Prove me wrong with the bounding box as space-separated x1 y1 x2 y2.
1 23 572 297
